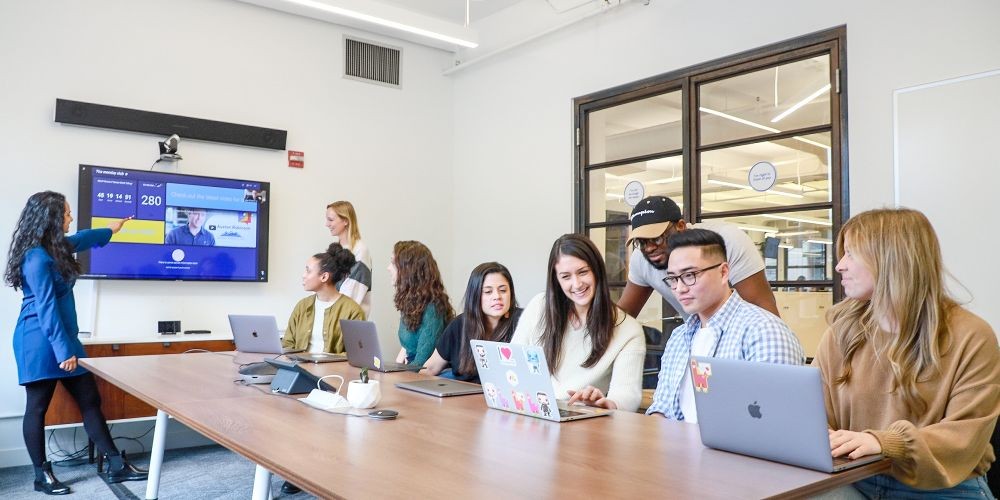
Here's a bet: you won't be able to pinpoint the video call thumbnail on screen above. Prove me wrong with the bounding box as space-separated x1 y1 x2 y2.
77 165 270 282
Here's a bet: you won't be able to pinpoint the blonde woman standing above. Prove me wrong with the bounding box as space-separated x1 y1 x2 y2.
325 201 372 316
815 208 999 498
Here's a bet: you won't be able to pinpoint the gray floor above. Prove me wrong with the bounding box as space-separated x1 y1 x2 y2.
0 445 315 499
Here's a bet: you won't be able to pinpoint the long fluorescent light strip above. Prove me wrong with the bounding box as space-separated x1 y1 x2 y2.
706 179 804 199
700 106 831 150
762 214 833 226
737 225 778 234
771 84 832 123
281 0 478 48
806 239 833 245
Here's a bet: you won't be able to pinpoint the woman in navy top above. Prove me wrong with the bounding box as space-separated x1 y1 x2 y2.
5 191 146 495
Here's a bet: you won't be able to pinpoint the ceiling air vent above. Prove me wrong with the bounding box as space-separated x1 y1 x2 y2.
344 37 401 88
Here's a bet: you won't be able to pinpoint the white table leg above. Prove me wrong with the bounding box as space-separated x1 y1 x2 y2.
252 465 273 500
145 409 169 499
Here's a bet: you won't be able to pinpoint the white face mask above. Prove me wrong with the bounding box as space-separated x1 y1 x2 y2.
299 375 351 411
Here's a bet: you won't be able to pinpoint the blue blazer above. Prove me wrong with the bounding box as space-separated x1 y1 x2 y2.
12 229 112 385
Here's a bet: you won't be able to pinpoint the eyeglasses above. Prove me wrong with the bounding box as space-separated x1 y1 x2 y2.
662 263 724 288
633 232 674 251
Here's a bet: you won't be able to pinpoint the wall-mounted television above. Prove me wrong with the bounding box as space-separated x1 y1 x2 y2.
77 165 269 282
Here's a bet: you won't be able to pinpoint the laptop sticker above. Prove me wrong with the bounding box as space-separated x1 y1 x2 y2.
690 359 712 393
373 356 382 370
475 344 489 369
512 391 525 411
524 348 542 374
505 370 519 387
498 345 517 366
498 392 511 409
484 383 499 406
526 394 539 414
537 392 552 417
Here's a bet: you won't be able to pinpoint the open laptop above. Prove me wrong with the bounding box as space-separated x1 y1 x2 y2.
472 340 610 422
396 378 483 397
690 356 883 473
228 315 304 355
340 320 422 373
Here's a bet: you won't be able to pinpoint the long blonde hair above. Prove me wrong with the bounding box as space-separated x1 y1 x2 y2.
326 201 362 250
827 208 955 414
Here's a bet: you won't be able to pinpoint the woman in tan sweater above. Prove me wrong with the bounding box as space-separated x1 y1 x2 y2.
815 208 999 497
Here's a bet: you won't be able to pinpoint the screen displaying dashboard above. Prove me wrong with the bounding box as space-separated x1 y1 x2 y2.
77 164 270 281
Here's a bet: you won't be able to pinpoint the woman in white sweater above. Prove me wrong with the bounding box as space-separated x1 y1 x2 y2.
511 233 645 412
325 201 372 316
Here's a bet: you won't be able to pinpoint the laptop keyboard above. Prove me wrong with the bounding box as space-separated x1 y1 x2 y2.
559 408 587 418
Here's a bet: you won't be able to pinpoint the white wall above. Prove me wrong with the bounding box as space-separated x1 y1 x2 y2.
448 0 1000 304
0 0 455 465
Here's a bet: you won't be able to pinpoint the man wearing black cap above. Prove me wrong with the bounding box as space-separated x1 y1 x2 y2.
617 196 779 319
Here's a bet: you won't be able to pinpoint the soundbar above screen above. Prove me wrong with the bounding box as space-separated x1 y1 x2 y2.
77 165 269 282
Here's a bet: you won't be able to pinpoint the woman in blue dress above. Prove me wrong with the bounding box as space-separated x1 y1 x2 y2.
4 191 146 495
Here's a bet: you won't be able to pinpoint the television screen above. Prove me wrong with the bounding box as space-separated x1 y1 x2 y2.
77 164 269 281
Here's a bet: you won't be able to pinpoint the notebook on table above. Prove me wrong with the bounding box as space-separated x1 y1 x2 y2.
228 314 304 355
395 378 483 397
690 356 884 473
471 340 610 422
340 320 422 373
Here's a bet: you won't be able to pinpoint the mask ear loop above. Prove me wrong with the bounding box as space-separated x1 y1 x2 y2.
317 374 345 393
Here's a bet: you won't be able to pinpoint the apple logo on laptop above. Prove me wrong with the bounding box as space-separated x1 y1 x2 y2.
747 401 762 419
251 331 258 338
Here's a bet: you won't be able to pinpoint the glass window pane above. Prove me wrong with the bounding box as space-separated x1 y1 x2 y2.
773 288 832 358
588 156 684 224
703 209 834 281
700 132 831 214
699 55 831 146
588 226 629 284
588 91 683 164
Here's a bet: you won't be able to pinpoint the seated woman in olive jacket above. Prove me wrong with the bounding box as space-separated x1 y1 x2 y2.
283 243 365 353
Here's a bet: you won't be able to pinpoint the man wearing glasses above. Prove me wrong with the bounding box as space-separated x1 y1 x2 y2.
618 196 779 319
644 228 803 420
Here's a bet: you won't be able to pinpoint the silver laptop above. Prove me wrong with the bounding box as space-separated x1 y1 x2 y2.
395 379 483 397
340 320 421 373
472 340 610 422
691 356 883 473
228 314 303 355
288 352 347 364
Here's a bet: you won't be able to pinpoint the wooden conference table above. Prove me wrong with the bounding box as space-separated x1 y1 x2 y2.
81 352 888 499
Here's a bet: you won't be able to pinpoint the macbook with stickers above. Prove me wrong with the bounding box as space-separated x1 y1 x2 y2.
471 340 610 422
340 320 422 373
229 314 304 355
690 356 883 473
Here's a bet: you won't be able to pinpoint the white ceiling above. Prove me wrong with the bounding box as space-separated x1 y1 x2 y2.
377 0 523 24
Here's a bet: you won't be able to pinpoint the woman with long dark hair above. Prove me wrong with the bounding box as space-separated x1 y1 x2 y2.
5 191 146 495
422 262 522 383
389 241 454 366
510 234 645 412
815 208 999 498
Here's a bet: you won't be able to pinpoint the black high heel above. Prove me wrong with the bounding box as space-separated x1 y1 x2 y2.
33 461 71 495
98 451 148 483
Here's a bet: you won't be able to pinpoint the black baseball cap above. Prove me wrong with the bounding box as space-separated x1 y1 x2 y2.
626 196 683 244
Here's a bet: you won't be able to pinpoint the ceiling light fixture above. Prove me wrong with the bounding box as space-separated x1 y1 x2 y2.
699 106 831 151
736 224 779 234
762 214 833 226
269 0 479 48
771 84 832 123
806 238 833 245
774 230 820 237
706 179 804 199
